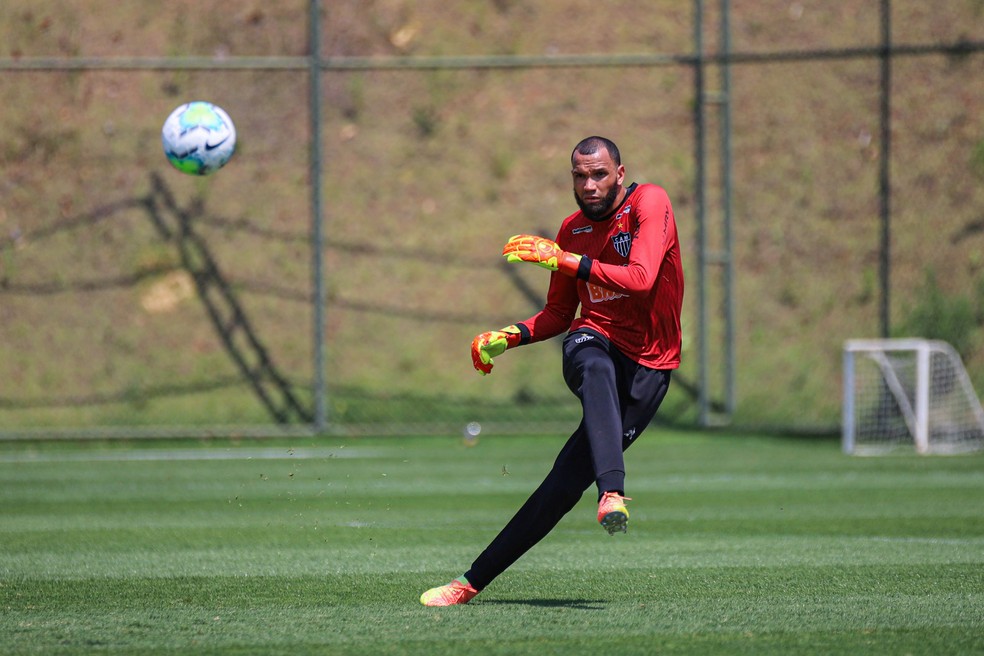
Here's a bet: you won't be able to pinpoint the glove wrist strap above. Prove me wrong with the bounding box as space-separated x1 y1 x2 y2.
556 252 582 277
499 325 523 349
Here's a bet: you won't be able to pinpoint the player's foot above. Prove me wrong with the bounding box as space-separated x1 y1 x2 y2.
597 491 631 535
419 578 480 607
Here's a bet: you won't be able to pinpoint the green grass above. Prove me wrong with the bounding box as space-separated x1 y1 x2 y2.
1 430 983 654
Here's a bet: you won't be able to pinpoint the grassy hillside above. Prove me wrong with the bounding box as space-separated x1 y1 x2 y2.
0 1 982 433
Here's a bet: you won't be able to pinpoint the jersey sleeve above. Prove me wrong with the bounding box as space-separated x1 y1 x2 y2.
514 221 581 343
517 269 579 344
586 185 673 296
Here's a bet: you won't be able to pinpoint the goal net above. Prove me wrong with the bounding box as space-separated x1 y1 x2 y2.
842 339 984 455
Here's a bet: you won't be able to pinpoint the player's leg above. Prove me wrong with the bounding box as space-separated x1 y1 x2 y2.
562 329 645 535
423 334 606 603
423 338 670 601
463 425 596 591
563 335 673 534
594 357 671 534
617 357 672 452
561 329 626 495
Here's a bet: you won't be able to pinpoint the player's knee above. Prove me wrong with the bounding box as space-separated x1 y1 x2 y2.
579 353 616 380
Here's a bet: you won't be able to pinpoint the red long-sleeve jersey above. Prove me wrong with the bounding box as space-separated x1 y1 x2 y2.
517 183 684 369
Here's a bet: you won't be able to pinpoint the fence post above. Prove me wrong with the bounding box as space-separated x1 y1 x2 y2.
878 0 892 338
694 0 709 426
309 0 328 433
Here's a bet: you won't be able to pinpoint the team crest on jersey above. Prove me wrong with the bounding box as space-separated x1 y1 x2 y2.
611 230 632 258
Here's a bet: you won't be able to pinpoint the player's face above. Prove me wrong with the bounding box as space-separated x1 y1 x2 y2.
572 149 625 220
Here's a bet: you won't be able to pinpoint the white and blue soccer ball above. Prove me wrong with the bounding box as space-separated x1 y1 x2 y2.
161 101 236 175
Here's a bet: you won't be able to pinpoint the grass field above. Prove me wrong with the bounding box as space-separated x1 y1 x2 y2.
1 430 982 655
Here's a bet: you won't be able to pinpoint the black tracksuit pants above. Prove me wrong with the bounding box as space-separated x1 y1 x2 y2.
465 328 671 591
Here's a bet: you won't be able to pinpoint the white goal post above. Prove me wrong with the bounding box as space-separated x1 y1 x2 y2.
843 339 984 455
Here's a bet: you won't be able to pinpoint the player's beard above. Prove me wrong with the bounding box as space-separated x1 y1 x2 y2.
574 184 620 221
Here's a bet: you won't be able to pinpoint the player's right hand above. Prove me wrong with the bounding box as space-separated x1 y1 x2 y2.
502 234 582 277
471 326 522 375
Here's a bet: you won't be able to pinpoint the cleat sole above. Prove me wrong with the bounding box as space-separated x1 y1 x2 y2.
600 511 628 535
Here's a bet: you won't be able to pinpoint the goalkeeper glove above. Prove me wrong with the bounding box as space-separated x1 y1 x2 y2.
502 234 582 277
471 325 522 375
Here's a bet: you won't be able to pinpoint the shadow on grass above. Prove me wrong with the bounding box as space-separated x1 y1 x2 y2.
479 599 606 610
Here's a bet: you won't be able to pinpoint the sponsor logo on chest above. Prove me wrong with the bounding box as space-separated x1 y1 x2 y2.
587 282 627 303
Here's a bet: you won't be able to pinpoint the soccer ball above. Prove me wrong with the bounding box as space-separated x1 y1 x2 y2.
161 101 236 175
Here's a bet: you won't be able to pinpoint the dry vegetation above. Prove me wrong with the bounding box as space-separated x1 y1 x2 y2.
0 1 982 432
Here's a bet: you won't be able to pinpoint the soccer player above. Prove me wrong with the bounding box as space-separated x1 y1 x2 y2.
420 136 684 607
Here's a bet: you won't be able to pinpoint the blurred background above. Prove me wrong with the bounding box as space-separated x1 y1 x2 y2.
0 1 981 438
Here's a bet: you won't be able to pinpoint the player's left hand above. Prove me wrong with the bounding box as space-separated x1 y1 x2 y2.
502 234 581 277
471 326 522 375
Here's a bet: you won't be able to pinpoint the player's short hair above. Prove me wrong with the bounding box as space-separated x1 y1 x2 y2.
572 136 621 166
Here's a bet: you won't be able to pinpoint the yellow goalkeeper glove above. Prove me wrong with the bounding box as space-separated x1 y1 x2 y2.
502 234 582 277
471 326 523 375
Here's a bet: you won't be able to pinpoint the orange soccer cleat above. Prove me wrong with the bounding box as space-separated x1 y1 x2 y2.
597 491 632 535
419 578 480 607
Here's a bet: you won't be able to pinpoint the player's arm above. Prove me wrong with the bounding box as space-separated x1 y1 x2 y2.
471 242 580 375
470 282 578 375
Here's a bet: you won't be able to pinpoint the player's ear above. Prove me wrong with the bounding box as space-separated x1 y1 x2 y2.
616 164 625 186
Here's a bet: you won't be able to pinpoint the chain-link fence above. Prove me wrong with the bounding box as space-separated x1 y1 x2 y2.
0 1 982 438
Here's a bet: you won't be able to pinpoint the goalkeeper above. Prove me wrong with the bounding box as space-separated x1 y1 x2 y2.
421 136 685 606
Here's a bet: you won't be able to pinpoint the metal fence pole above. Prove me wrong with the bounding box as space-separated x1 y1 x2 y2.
694 0 710 426
309 0 327 432
720 0 736 416
879 0 892 338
